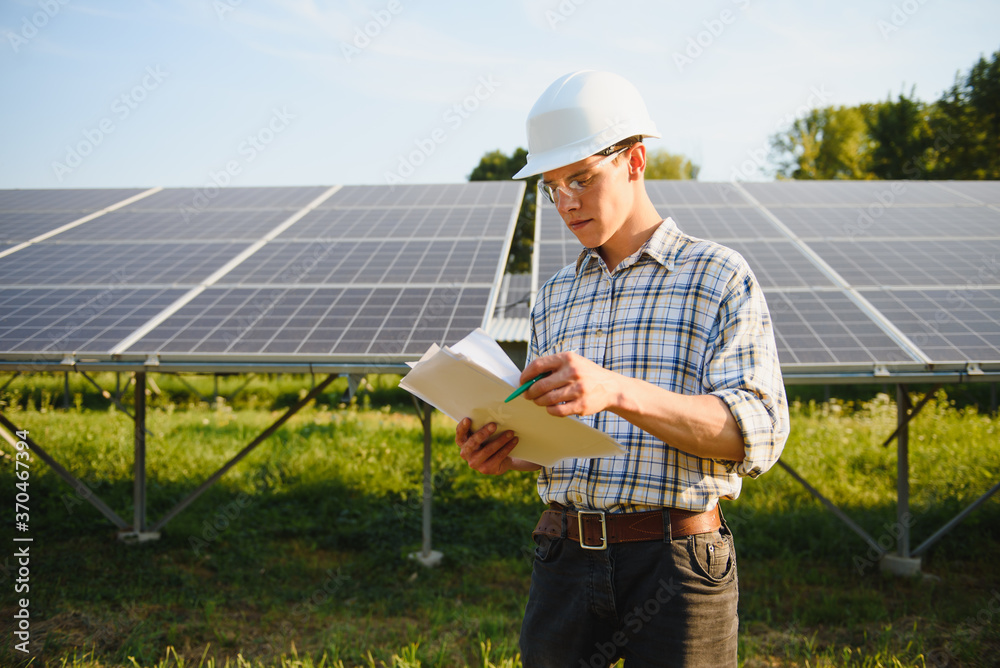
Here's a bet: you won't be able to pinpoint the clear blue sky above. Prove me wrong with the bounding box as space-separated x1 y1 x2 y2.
2 0 998 189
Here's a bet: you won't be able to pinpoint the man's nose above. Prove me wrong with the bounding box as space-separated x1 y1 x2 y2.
555 186 581 213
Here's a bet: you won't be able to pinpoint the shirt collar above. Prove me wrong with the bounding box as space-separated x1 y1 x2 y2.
574 217 680 275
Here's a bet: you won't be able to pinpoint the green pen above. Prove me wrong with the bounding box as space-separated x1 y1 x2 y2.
504 372 551 403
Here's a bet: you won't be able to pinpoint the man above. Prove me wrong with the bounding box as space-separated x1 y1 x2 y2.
456 70 788 667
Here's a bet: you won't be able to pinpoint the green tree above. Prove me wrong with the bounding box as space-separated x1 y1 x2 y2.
770 106 874 180
866 89 935 179
644 149 700 180
931 49 1000 179
469 148 536 273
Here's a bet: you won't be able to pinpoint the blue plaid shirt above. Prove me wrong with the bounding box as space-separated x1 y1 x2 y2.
529 218 789 513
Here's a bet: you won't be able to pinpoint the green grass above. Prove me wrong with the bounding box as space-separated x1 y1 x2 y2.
0 375 998 667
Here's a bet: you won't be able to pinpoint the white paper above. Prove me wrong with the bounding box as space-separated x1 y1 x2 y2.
399 329 626 467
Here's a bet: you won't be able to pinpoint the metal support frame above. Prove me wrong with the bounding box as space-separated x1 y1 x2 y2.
0 371 339 543
0 412 129 530
78 370 152 436
408 397 442 567
171 372 256 404
779 382 1000 575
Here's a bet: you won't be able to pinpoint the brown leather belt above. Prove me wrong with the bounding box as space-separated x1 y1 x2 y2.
533 503 721 550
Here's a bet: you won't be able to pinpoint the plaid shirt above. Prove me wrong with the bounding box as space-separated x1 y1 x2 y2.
529 218 789 514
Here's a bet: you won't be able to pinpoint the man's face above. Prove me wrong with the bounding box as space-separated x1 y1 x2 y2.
540 148 632 251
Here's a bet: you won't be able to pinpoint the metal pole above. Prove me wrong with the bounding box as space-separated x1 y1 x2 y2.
63 371 70 410
79 370 152 436
421 402 433 558
777 459 884 555
913 480 1000 556
0 412 128 529
896 384 910 558
134 372 147 534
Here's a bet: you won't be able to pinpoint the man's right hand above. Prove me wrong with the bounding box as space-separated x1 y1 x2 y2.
455 418 541 475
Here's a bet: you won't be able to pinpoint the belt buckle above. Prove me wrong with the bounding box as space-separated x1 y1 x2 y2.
577 510 607 550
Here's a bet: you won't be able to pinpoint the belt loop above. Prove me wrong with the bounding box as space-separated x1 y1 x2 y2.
717 503 730 537
662 508 672 543
560 507 568 539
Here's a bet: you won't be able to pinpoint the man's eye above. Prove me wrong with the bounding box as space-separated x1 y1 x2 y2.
569 179 586 190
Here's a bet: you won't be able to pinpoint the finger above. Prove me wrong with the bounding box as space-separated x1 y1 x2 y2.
530 379 580 406
520 354 564 385
459 423 498 460
466 430 515 468
475 435 520 474
455 417 471 445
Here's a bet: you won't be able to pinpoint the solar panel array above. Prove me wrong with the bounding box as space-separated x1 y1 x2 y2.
0 183 523 365
535 180 1000 377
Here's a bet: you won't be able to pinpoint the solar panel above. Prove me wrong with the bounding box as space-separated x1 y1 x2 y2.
860 288 1000 365
766 289 918 367
54 209 300 242
805 239 1000 288
725 241 835 289
741 181 974 206
767 205 1000 239
125 186 331 210
931 181 1000 205
220 238 505 287
124 286 490 357
0 189 147 212
644 181 747 206
0 183 523 366
0 212 85 243
324 182 523 208
276 204 514 240
0 287 186 354
1 241 250 287
666 206 785 241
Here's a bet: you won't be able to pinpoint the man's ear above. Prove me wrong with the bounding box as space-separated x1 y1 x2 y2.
627 143 647 181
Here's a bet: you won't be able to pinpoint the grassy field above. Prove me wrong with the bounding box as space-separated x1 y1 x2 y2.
0 373 998 667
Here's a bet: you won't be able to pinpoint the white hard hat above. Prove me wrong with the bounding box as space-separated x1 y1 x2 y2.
512 70 660 179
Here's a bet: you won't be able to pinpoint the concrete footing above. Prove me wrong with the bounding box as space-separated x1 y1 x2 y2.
880 553 922 576
408 550 443 568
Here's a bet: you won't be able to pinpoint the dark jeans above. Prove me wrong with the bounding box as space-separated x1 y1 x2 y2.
519 513 738 668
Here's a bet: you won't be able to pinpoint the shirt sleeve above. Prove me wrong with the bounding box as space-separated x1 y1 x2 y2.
702 258 789 478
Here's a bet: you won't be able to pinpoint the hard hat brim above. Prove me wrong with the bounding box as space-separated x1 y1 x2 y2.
512 129 660 179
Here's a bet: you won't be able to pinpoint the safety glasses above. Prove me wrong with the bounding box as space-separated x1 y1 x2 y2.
538 147 629 205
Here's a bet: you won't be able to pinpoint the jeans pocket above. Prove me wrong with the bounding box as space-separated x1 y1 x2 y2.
689 530 735 583
533 533 562 563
